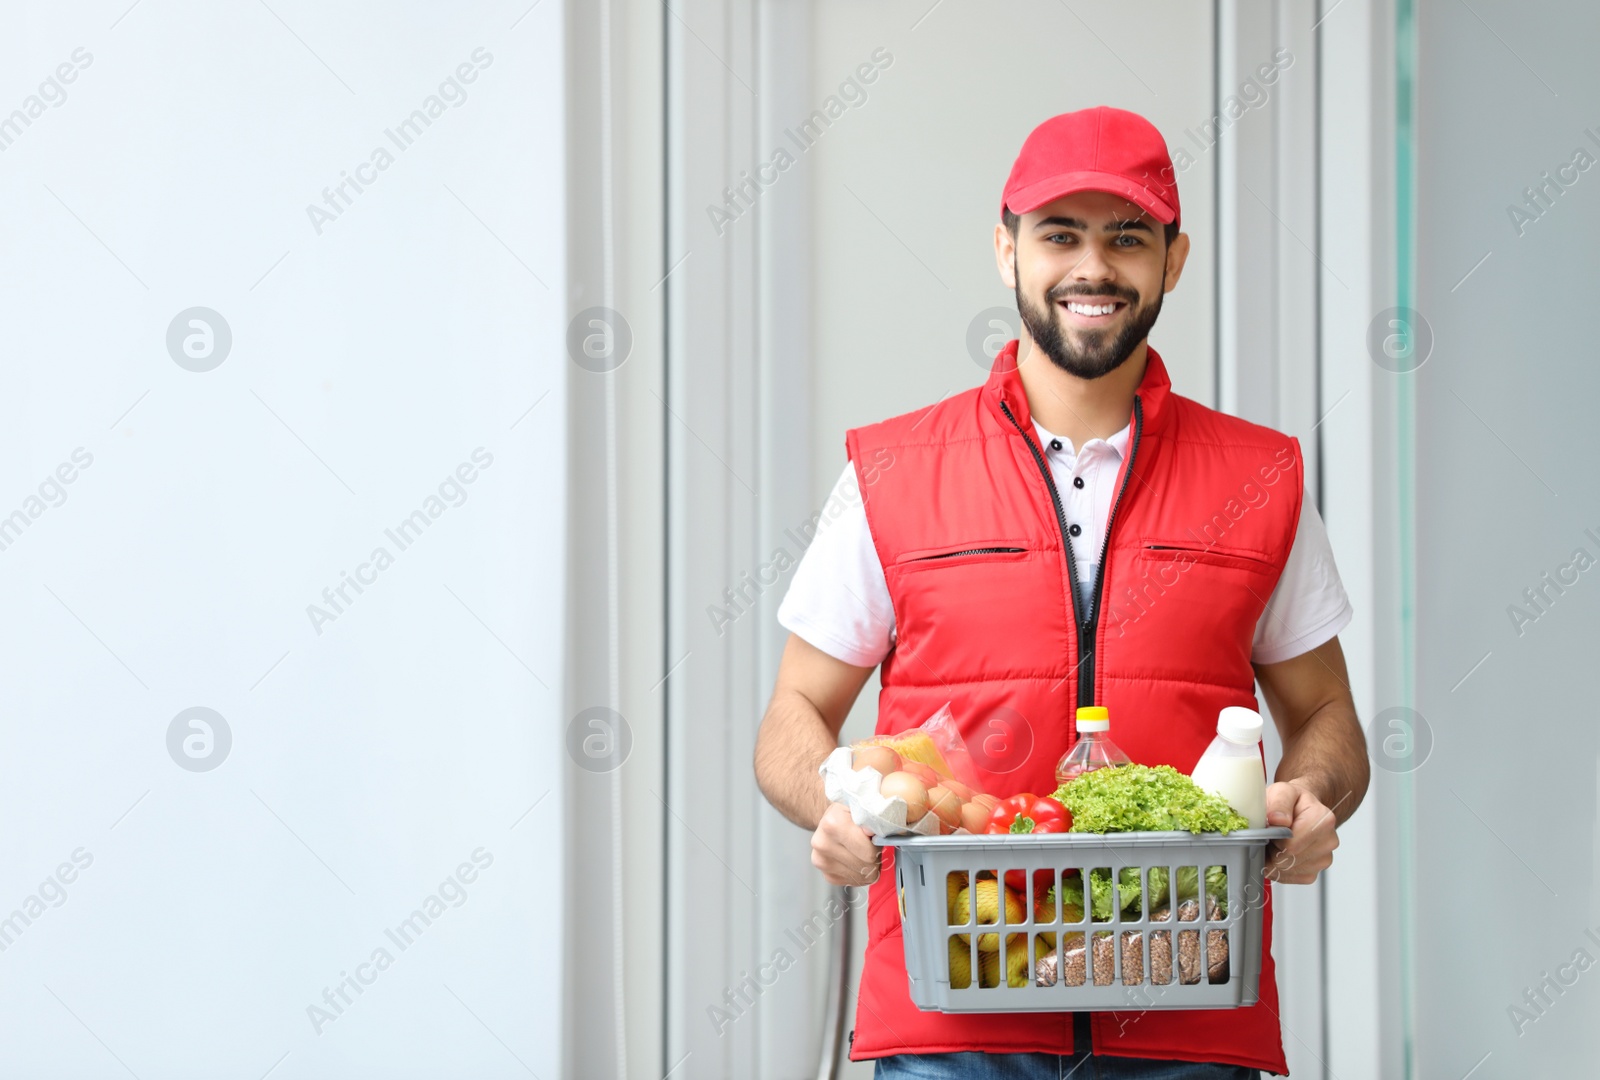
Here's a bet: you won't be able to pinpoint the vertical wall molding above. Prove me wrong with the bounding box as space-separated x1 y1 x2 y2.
753 0 827 1076
662 1 765 1076
566 0 667 1076
1217 2 1327 1075
1316 0 1404 1078
660 2 831 1076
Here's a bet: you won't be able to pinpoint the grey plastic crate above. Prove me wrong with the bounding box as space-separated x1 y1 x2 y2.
879 828 1291 1013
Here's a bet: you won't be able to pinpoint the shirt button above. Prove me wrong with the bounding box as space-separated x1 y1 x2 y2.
1068 523 1082 537
1050 439 1063 452
1073 476 1085 489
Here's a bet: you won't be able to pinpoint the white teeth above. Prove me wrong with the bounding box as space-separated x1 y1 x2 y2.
1066 301 1118 316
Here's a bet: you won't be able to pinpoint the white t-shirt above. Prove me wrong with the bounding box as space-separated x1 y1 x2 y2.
777 416 1353 669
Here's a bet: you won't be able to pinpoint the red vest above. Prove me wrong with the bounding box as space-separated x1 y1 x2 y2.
843 341 1300 1075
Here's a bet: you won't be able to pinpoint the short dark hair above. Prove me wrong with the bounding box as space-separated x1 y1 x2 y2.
1003 206 1178 250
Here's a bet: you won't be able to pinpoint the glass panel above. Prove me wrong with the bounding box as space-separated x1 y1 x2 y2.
1405 0 1600 1072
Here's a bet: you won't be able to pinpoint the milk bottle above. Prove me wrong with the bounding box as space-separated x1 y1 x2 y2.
1188 706 1268 829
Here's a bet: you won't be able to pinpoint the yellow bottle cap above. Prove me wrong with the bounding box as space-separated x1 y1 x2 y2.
1075 706 1110 731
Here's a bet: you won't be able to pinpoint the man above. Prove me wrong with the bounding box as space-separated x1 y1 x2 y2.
753 106 1369 1078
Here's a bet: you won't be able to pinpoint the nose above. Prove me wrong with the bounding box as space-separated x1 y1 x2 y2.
1060 240 1119 295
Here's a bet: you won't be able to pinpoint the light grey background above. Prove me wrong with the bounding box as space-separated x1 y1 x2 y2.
1411 0 1600 1074
0 3 566 1077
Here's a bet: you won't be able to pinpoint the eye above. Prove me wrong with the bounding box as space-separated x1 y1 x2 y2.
1044 232 1075 244
1114 234 1142 247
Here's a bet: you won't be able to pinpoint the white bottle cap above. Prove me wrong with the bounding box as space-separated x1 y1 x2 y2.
1216 706 1264 745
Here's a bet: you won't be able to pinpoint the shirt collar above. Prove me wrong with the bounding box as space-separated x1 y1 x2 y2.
1031 416 1132 460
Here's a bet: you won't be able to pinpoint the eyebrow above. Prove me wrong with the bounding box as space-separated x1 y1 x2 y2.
1033 215 1154 234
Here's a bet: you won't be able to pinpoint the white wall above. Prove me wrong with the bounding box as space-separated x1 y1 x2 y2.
0 4 566 1077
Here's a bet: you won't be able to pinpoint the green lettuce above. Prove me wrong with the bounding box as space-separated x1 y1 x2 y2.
1055 864 1231 920
1051 764 1249 835
1146 864 1231 917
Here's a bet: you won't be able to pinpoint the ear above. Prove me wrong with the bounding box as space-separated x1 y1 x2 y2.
1162 231 1191 293
995 222 1018 288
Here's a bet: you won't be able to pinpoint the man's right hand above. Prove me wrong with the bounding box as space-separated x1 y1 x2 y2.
810 801 882 886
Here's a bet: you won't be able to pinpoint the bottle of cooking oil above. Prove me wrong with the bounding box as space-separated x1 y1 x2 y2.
1054 706 1133 788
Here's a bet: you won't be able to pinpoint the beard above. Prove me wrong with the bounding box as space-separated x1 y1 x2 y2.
1014 260 1165 380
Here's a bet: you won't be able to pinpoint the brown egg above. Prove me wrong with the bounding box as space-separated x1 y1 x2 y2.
927 785 963 830
879 771 929 823
943 779 976 801
853 745 901 776
959 799 991 834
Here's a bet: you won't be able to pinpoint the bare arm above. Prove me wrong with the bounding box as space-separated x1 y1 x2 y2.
754 632 876 829
1252 634 1371 884
1253 634 1370 824
754 633 881 886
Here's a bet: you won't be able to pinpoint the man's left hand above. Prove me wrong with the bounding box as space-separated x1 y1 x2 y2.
1262 778 1340 885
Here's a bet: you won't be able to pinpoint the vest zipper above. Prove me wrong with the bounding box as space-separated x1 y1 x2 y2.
910 546 1026 560
1082 396 1144 706
998 395 1144 709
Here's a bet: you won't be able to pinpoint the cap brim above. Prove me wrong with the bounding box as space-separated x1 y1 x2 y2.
1006 169 1176 225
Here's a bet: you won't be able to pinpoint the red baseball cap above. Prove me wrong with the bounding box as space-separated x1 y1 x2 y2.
1001 106 1180 230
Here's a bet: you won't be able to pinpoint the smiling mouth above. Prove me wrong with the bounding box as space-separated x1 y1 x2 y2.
1056 298 1129 326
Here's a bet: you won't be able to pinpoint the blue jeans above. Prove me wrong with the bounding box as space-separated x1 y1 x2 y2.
872 1051 1261 1080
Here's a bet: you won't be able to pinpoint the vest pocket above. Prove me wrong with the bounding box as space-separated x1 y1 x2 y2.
897 544 1028 570
1141 543 1276 574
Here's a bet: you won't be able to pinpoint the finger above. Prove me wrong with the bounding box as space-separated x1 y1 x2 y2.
820 837 879 880
1278 827 1334 864
1266 861 1311 885
847 834 880 864
1265 850 1298 877
1269 833 1308 861
1276 809 1336 853
1269 847 1332 883
1263 782 1299 827
831 856 878 887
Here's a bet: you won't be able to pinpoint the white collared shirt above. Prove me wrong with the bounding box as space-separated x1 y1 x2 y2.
776 416 1352 669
